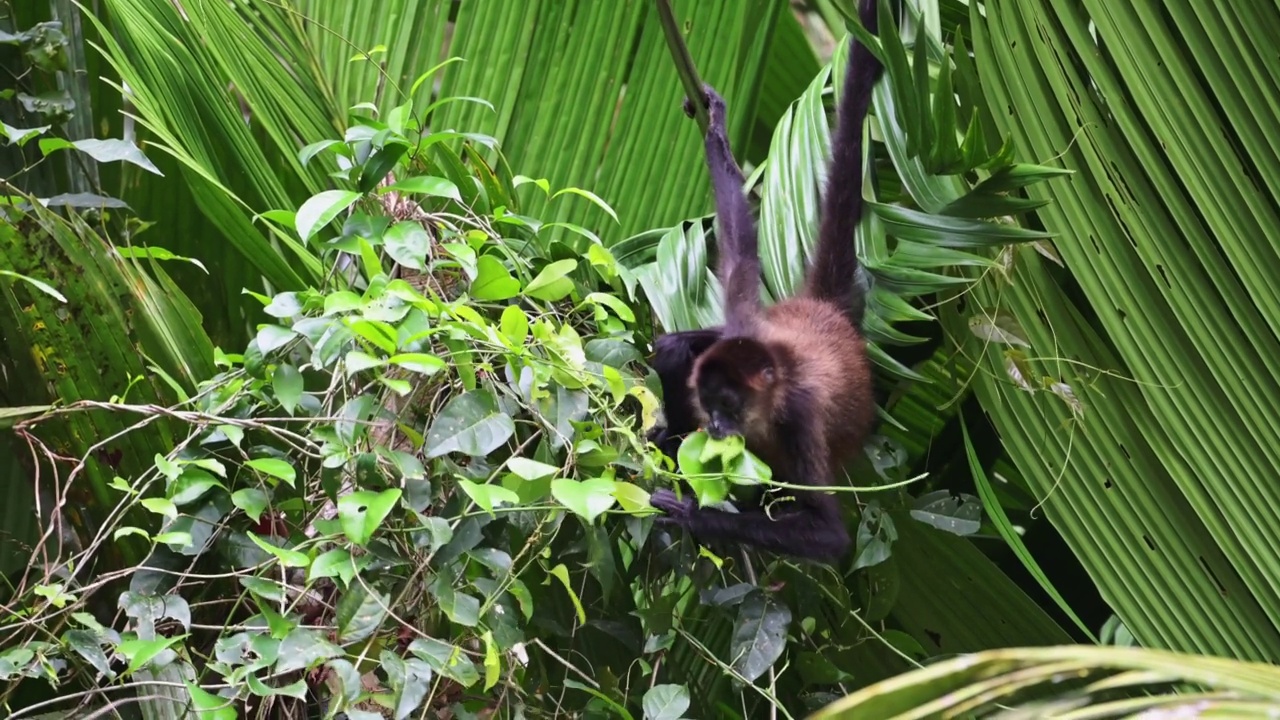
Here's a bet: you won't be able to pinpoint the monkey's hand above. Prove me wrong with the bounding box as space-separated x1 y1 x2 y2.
682 84 727 128
650 488 696 527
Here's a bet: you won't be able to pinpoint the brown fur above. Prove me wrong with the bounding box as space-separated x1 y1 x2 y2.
689 297 874 478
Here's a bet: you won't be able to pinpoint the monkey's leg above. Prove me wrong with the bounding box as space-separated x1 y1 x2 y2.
649 328 721 456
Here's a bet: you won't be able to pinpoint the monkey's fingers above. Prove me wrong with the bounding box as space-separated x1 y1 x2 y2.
650 489 693 521
682 84 726 124
682 95 699 119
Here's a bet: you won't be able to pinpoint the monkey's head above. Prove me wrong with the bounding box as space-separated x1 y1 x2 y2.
689 337 781 440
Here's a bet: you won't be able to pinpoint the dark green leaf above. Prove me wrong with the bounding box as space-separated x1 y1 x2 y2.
729 591 791 683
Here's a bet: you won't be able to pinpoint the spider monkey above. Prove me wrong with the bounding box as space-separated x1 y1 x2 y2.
648 0 886 563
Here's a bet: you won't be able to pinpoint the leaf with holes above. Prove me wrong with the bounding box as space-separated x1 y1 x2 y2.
968 311 1031 347
910 490 983 536
337 489 402 546
729 591 791 683
424 390 516 459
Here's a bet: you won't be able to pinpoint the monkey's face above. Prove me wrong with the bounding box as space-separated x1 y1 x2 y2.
690 338 778 439
697 377 748 440
696 376 747 438
695 365 775 440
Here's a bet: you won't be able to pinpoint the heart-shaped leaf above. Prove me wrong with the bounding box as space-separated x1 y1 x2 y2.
551 477 617 523
470 255 521 301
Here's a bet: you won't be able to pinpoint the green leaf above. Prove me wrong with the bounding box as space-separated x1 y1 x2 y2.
384 221 430 271
612 481 652 513
506 457 559 481
549 563 587 626
482 630 500 691
643 684 691 720
275 628 344 675
424 390 516 459
247 532 310 568
0 270 67 302
430 575 481 628
550 477 617 524
499 304 529 346
583 291 635 323
345 350 387 375
323 290 363 315
71 138 162 175
675 433 729 506
387 352 446 375
550 186 618 224
140 498 178 520
457 479 521 515
407 637 481 688
3 121 50 146
310 548 367 586
184 681 238 720
273 363 303 414
853 503 897 570
262 291 302 318
255 324 297 354
231 488 269 524
910 491 983 536
298 138 339 166
64 629 113 679
336 585 389 645
118 635 185 675
296 190 360 243
169 468 222 506
470 255 521 301
337 489 402 546
246 458 297 486
968 311 1031 347
523 259 578 301
730 591 791 684
383 175 462 202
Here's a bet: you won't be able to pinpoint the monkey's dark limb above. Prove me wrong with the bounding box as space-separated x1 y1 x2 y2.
651 489 849 562
651 411 851 563
807 0 885 328
648 328 722 456
685 85 762 336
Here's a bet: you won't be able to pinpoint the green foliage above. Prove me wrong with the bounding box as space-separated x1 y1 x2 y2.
2 56 691 715
4 0 1190 717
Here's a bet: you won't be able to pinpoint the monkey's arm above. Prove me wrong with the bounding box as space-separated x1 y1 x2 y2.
685 86 761 336
648 328 722 456
650 430 850 562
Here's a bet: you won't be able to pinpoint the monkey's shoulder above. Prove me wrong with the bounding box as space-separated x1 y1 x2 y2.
760 298 865 367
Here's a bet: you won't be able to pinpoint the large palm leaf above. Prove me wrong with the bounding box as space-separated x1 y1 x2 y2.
961 0 1280 661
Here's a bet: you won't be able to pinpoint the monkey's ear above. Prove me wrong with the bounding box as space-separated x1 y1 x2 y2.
747 366 775 391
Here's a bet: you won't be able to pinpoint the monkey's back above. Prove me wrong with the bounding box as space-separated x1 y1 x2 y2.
761 297 875 462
